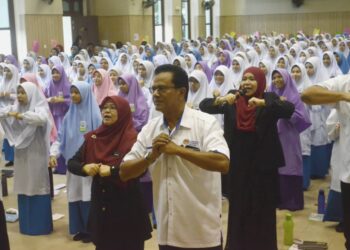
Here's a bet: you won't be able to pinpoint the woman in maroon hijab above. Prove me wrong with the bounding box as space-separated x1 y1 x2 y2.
200 67 295 250
68 96 152 250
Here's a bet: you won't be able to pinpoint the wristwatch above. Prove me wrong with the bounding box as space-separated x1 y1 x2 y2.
145 152 156 164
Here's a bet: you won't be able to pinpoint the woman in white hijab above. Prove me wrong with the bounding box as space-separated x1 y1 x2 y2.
247 49 260 67
199 45 210 61
99 56 113 71
37 64 52 90
184 53 197 73
187 70 210 110
254 43 268 60
21 57 37 76
114 53 132 73
79 49 91 63
297 50 311 64
305 56 333 179
137 60 154 108
291 63 313 190
48 56 63 69
207 42 218 68
0 64 18 108
230 56 246 89
153 54 169 68
172 56 188 73
322 51 343 79
0 82 53 235
58 52 71 74
259 59 273 88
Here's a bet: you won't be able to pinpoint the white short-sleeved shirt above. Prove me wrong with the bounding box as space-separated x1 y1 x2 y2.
123 106 230 248
317 75 350 184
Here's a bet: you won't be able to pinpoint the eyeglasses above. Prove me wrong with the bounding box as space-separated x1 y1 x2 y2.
102 105 117 111
149 86 177 94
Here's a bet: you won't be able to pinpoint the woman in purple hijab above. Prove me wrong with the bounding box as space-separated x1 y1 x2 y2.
45 65 71 174
195 61 213 82
117 73 149 132
5 55 20 69
211 50 232 72
269 68 311 211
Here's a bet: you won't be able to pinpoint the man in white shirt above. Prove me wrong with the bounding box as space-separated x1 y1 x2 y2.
302 74 350 250
120 64 230 250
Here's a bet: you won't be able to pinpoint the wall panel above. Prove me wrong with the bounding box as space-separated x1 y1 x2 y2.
25 15 63 56
220 12 350 36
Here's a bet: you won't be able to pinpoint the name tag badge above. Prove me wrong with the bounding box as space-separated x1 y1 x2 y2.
80 121 87 133
113 151 120 157
130 103 135 113
182 139 200 151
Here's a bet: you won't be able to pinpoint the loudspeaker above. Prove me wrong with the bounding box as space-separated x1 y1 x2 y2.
292 0 304 7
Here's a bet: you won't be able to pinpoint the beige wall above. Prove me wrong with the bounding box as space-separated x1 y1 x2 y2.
221 0 350 16
25 0 63 15
21 0 64 57
93 0 153 44
221 11 350 36
220 0 350 36
25 15 64 56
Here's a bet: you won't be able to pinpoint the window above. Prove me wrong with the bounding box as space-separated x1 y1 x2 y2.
63 0 83 16
0 0 16 56
153 0 164 43
204 0 213 37
181 0 190 40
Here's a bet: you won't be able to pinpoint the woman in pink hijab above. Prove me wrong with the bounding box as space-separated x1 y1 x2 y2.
92 69 118 105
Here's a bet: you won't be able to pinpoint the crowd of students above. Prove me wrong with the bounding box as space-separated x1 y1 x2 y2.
0 30 350 250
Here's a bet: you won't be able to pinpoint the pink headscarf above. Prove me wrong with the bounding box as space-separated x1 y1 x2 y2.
92 68 119 105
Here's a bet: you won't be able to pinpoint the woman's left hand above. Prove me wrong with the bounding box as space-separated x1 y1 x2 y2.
99 164 111 177
248 97 265 107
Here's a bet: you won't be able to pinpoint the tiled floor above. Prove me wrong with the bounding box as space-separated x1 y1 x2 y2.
1 166 345 250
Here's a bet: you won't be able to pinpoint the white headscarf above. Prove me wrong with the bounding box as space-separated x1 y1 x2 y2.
207 42 218 68
3 82 51 149
153 54 169 68
114 53 132 73
322 51 343 79
48 56 62 69
187 70 210 109
184 53 197 73
1 64 19 94
290 63 312 93
37 64 52 90
247 49 260 67
21 56 36 75
138 60 154 88
172 56 188 73
59 52 71 73
230 56 246 89
209 65 234 96
305 56 329 84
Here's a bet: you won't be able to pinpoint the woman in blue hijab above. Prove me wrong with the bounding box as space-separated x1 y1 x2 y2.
49 81 102 242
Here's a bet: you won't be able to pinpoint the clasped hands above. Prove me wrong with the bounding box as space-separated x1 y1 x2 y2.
82 163 111 177
216 93 266 107
8 111 23 120
148 133 180 162
0 92 11 98
49 96 65 103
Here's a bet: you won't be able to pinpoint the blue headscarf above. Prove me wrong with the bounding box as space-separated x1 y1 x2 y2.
334 52 350 74
142 47 155 62
59 81 102 163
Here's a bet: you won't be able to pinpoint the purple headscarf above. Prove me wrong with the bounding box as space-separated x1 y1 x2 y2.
220 39 233 51
118 73 149 132
210 50 232 71
5 55 20 69
196 61 213 82
269 68 311 133
44 65 71 116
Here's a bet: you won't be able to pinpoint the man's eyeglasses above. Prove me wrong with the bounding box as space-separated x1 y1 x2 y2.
149 86 177 94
